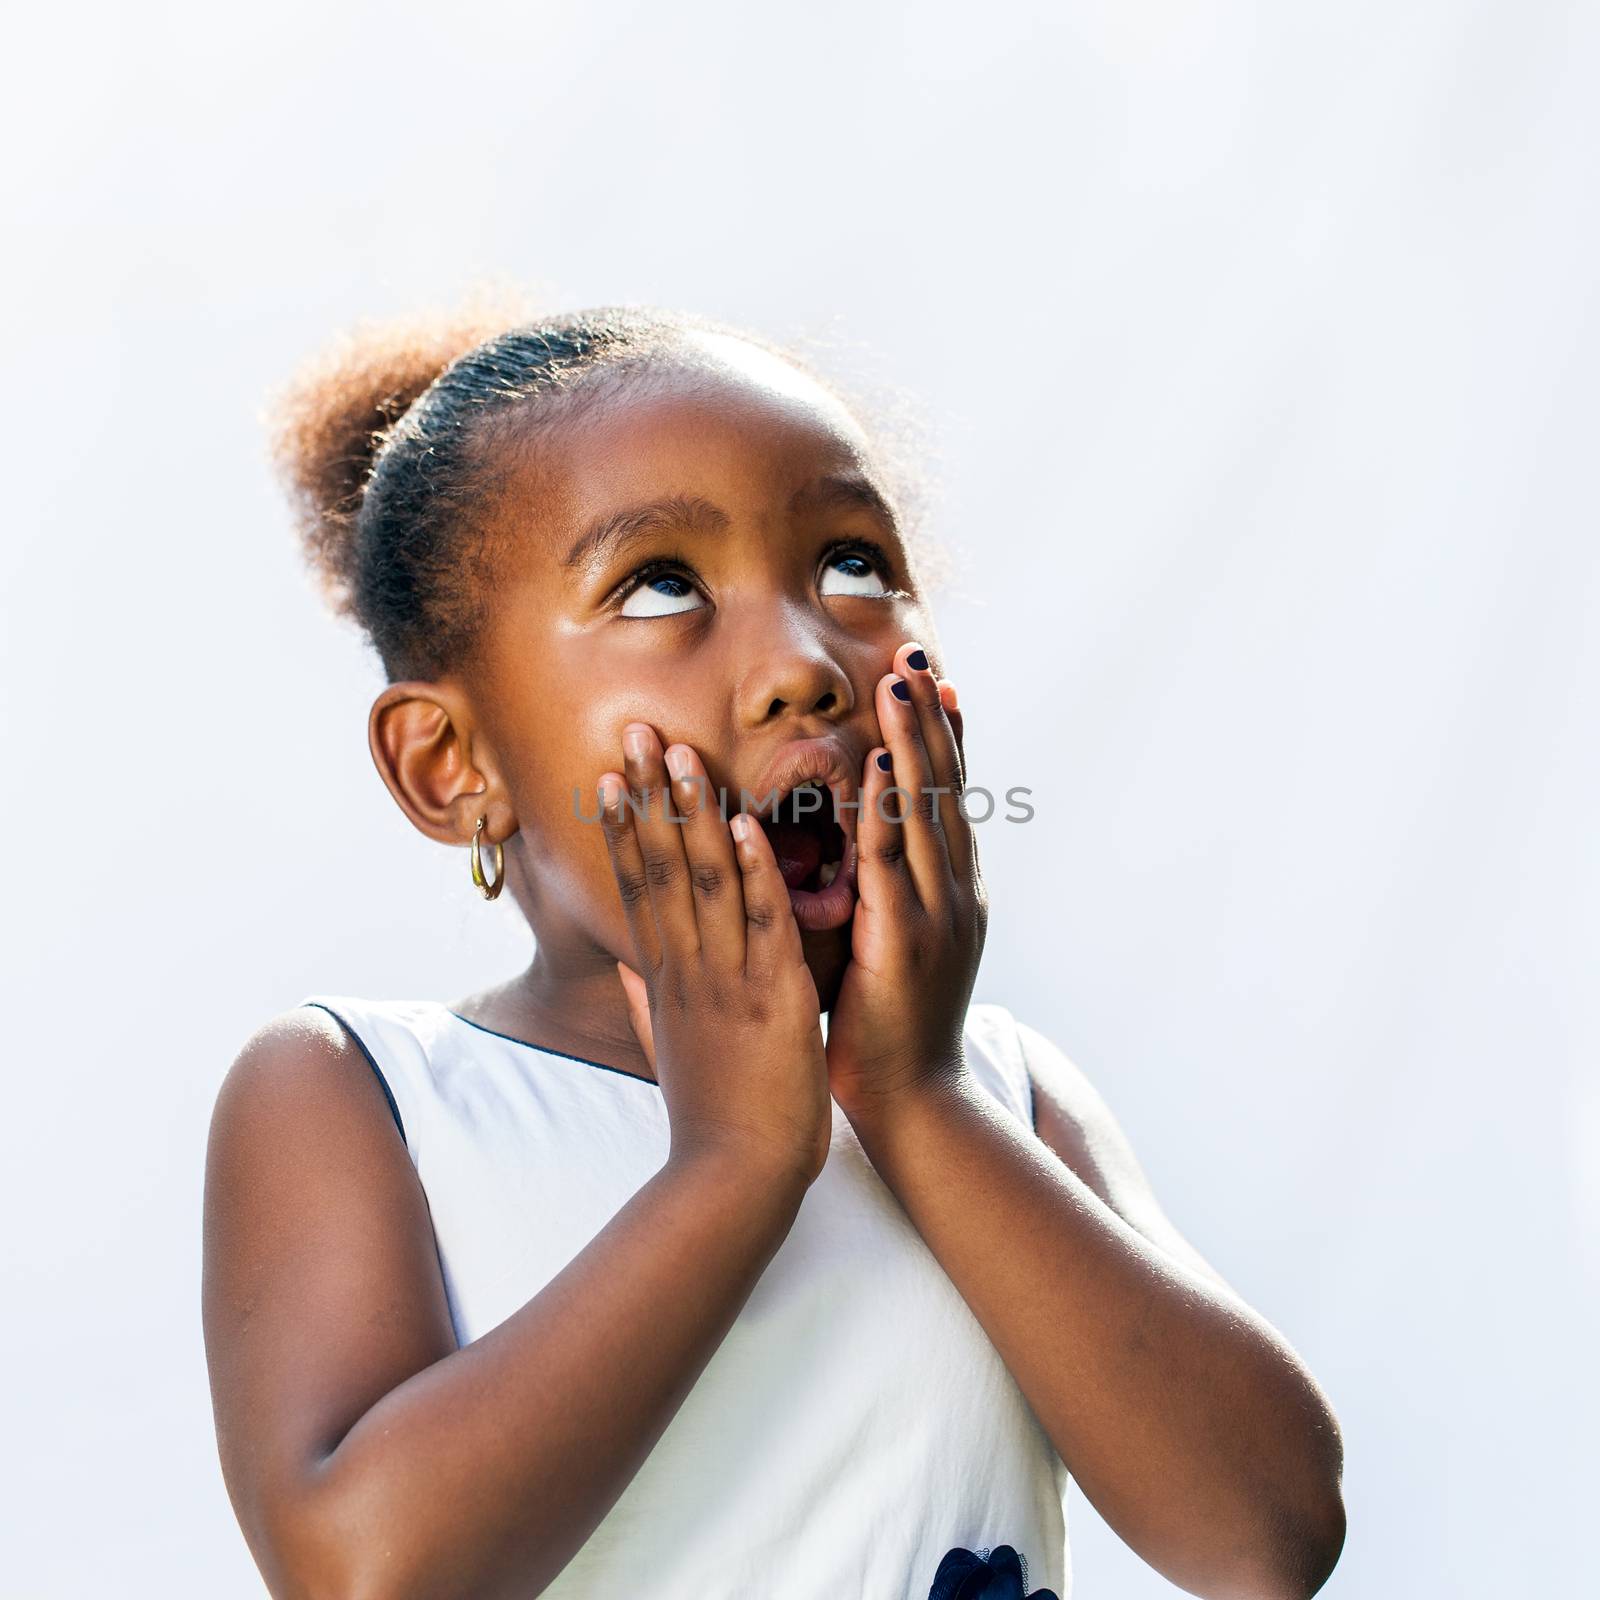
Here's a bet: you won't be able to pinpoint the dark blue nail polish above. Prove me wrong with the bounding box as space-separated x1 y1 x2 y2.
907 648 928 672
877 751 892 771
891 679 911 701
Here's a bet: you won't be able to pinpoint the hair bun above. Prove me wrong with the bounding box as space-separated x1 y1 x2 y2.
265 283 543 623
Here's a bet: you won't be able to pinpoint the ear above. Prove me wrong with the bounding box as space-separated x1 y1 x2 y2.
367 680 516 848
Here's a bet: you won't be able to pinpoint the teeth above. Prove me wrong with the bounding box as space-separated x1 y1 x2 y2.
775 779 831 823
818 860 839 888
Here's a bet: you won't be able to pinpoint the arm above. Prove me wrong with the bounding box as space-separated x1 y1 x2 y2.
823 648 1344 1595
845 1037 1346 1600
202 1007 809 1600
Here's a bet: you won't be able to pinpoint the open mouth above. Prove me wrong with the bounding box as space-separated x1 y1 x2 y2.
752 778 859 932
760 780 846 892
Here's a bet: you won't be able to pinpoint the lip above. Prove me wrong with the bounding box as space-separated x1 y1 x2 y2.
741 735 860 933
784 831 858 932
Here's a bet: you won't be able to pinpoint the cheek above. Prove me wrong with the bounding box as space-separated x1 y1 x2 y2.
477 680 622 928
505 684 706 936
521 718 620 863
851 597 933 672
514 761 632 948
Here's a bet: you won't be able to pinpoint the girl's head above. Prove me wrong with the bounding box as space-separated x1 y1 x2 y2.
271 296 950 1007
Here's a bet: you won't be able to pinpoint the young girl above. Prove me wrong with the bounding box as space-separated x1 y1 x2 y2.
202 300 1346 1600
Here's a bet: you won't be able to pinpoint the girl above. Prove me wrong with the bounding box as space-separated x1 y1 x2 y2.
202 300 1346 1600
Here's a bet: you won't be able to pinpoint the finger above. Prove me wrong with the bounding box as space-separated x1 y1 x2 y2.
896 644 975 883
855 743 918 929
663 742 745 973
621 721 701 961
598 769 662 976
878 665 955 910
615 960 657 1076
937 691 979 880
940 681 965 788
729 810 806 983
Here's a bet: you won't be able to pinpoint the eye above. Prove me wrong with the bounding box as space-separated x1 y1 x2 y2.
617 560 707 618
819 542 893 598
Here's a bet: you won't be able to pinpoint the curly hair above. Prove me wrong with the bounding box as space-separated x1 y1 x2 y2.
266 287 944 682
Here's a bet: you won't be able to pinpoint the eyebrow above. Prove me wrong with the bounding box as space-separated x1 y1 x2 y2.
559 472 901 579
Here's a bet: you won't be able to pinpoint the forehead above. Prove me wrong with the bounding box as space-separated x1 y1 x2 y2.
500 338 887 552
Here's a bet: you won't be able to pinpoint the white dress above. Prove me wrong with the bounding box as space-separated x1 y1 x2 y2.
298 992 1073 1599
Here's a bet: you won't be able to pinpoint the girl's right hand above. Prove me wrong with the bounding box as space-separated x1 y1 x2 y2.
598 722 832 1188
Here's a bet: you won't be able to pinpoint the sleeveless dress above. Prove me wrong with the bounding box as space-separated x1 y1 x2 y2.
298 993 1073 1600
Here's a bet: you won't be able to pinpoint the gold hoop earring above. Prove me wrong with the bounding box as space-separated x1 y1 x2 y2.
470 814 505 901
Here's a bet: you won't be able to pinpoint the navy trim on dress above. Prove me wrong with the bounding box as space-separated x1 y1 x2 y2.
446 1009 661 1088
302 1001 408 1145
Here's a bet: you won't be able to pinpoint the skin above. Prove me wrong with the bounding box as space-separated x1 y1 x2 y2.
202 333 1346 1600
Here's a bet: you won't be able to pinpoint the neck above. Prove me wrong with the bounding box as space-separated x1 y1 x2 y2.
454 941 655 1080
451 922 849 1084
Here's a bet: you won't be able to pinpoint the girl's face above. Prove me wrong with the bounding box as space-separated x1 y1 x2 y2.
461 335 942 1006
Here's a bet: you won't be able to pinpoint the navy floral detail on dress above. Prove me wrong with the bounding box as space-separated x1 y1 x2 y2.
926 1542 1059 1600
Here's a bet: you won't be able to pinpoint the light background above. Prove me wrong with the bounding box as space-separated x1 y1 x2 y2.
3 3 1595 1594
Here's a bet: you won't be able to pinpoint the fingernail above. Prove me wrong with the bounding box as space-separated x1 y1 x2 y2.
623 725 650 759
730 813 752 842
906 648 928 672
890 679 911 701
664 747 691 780
876 751 892 771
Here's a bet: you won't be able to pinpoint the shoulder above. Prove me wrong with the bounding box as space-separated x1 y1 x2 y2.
203 1004 436 1341
1009 1016 1114 1138
202 1009 457 1543
212 1002 379 1113
205 1004 410 1195
203 1004 446 1358
211 1004 357 1120
998 1009 1235 1290
960 1001 1037 1127
999 1009 1143 1182
959 1001 1105 1139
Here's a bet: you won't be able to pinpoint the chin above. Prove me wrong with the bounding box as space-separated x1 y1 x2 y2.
801 924 853 1011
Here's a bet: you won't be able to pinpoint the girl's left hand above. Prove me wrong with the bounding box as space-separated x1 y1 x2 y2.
826 641 988 1127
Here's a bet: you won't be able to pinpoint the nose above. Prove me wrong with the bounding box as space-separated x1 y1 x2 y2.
735 605 855 728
